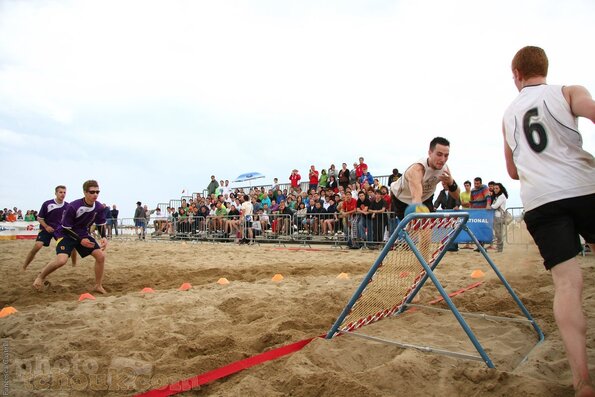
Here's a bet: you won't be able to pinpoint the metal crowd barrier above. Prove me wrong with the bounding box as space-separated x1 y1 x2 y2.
109 207 531 249
505 207 531 246
140 211 397 247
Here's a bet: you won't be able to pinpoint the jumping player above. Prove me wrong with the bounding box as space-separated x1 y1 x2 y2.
390 136 460 219
33 180 108 293
503 46 595 397
23 185 77 270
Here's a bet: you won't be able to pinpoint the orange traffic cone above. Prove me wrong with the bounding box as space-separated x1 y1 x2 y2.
78 293 96 301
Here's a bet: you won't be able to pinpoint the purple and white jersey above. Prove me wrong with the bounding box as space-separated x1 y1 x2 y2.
56 198 106 240
38 199 68 230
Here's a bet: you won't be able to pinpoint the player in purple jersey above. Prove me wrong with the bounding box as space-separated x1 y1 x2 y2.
33 180 108 294
23 185 78 270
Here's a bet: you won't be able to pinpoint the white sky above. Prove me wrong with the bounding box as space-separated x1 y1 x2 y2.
1 0 594 217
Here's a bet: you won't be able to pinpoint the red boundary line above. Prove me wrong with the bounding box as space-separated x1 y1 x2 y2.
134 337 318 397
135 281 484 396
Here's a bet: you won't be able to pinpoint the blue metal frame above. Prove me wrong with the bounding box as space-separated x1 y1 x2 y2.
325 211 544 368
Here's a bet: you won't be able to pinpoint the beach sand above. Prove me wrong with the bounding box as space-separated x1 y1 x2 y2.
1 238 593 396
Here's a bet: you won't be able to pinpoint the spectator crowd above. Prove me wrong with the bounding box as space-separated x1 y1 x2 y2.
128 158 510 249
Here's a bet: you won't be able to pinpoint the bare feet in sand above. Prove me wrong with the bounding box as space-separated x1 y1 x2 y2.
32 277 50 291
576 380 595 397
93 285 107 294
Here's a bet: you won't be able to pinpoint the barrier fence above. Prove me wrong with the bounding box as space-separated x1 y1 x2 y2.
0 206 532 250
110 213 397 247
108 208 521 249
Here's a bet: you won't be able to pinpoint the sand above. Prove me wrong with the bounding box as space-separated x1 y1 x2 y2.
1 238 594 397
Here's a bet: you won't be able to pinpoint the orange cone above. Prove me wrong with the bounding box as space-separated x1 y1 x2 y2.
0 306 17 318
141 287 155 293
336 272 350 280
217 278 230 285
471 269 485 279
271 274 284 282
78 293 96 302
179 283 192 291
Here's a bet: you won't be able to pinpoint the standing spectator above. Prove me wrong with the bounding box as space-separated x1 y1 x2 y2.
460 181 472 209
488 181 496 204
289 169 301 191
433 180 461 252
338 163 350 191
318 169 328 188
469 177 491 249
503 46 595 395
23 185 77 270
328 164 337 180
239 194 254 243
207 175 219 196
356 190 372 243
350 163 359 185
110 204 119 236
490 183 508 253
134 201 146 239
103 203 113 238
355 157 368 180
340 189 358 248
387 168 402 187
308 165 319 192
369 190 387 246
215 179 225 196
469 177 492 208
221 180 232 196
143 204 153 233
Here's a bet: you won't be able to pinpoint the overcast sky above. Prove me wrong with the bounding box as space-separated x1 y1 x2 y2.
1 0 594 217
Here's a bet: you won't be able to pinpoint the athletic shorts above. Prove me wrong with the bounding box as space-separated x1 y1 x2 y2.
55 236 100 258
392 196 435 221
36 229 56 246
524 193 595 270
135 219 145 227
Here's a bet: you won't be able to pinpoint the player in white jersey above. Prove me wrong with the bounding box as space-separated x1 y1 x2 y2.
503 46 595 397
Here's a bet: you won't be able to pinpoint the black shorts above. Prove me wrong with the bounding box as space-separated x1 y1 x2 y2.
391 195 435 221
36 229 56 246
55 236 100 258
524 193 595 270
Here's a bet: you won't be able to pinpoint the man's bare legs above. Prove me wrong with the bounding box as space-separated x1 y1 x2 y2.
25 243 78 270
551 256 594 396
23 242 44 270
70 250 78 267
91 248 106 294
33 253 69 290
33 250 104 294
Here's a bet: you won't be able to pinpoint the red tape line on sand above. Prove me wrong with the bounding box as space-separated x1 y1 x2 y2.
134 336 318 397
428 281 483 305
135 282 483 396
